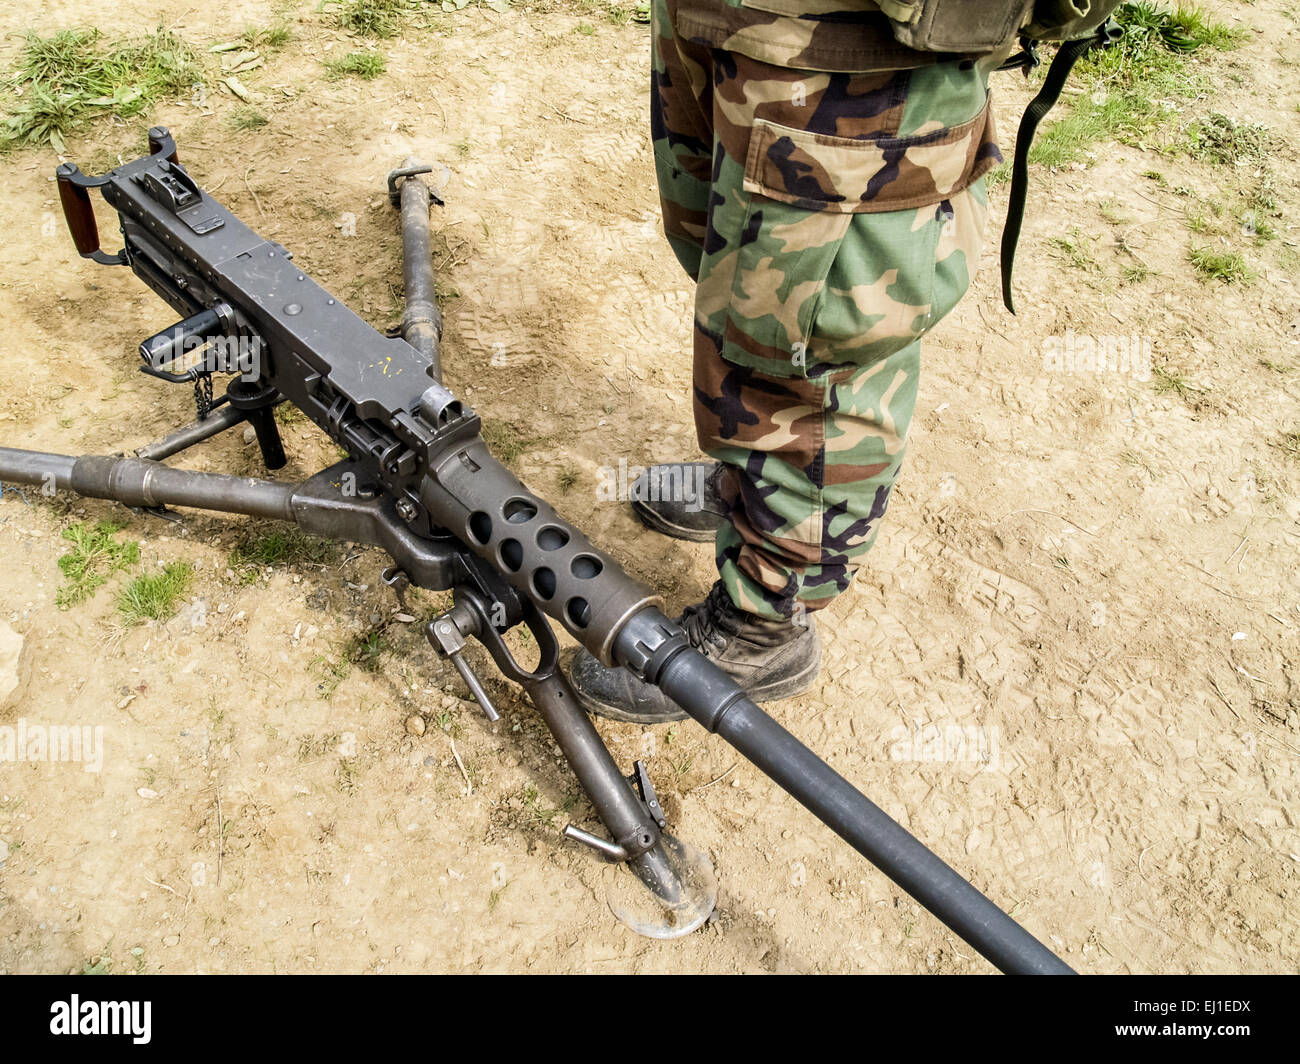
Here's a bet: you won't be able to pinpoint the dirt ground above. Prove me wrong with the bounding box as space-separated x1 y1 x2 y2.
0 0 1297 974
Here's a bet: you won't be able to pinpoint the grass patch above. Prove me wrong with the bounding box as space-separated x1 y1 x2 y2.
56 521 140 609
606 2 651 24
1188 246 1252 283
117 562 194 625
1 27 203 152
310 655 351 697
481 420 539 466
1152 363 1193 399
1278 430 1300 461
242 23 292 50
231 529 337 570
229 106 268 131
1028 2 1242 169
324 51 387 80
347 630 389 673
1185 112 1271 164
297 731 343 759
335 0 405 38
1241 211 1276 242
335 759 360 794
1047 227 1099 271
1146 3 1242 51
519 782 576 826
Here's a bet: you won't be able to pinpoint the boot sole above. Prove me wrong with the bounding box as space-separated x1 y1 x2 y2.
630 499 722 543
575 644 822 725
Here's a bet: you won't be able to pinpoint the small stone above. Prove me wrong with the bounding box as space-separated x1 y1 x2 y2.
242 427 256 444
163 935 180 947
405 715 426 737
0 622 29 710
137 788 159 800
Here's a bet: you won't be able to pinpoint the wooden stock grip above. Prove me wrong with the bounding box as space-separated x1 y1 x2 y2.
55 165 100 256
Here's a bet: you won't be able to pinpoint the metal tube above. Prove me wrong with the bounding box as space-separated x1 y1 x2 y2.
450 653 500 722
69 456 296 520
521 669 682 906
629 613 1073 974
242 403 287 470
135 404 247 461
562 825 626 861
397 158 443 381
0 448 296 521
0 447 78 490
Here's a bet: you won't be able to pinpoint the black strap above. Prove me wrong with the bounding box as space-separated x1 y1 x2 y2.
999 34 1095 314
997 38 1040 74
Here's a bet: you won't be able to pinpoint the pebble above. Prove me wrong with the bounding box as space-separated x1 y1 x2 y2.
163 935 180 947
242 427 256 444
405 715 426 737
0 622 27 710
137 788 159 800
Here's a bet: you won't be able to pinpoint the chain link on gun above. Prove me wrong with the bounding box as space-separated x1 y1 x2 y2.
193 372 214 420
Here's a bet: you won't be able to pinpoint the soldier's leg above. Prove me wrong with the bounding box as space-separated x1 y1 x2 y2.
692 57 998 619
569 31 998 721
650 0 713 280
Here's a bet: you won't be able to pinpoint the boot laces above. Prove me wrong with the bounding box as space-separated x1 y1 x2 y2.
678 583 733 653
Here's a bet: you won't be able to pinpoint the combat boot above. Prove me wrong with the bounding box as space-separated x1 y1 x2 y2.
568 580 821 724
630 461 726 542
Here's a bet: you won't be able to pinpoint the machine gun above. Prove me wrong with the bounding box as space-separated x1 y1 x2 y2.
0 129 1072 973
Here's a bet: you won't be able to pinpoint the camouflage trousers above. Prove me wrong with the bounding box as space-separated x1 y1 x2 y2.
651 0 1001 620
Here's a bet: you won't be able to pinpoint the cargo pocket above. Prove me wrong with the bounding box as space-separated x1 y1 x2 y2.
743 95 996 214
723 97 994 380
